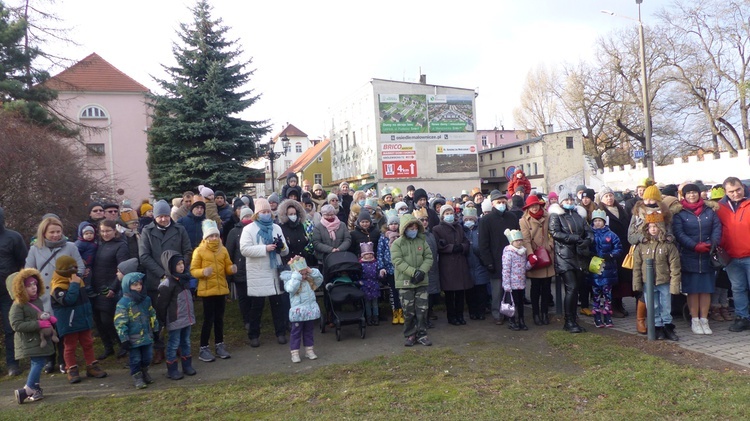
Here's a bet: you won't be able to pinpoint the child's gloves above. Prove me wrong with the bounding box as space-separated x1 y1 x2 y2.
528 254 538 266
273 234 285 251
412 270 425 284
203 267 214 277
38 320 52 329
694 242 711 253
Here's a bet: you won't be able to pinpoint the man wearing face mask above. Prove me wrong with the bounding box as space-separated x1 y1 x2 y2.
479 190 520 325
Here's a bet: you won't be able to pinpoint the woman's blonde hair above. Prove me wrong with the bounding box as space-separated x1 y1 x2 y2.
35 217 63 249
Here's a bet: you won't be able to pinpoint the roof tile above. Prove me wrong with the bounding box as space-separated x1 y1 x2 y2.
44 53 149 93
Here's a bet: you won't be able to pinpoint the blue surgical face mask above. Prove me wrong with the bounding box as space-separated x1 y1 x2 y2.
563 204 576 211
358 200 365 206
259 213 273 223
288 215 298 222
494 203 506 212
443 214 455 223
406 228 418 239
464 220 475 229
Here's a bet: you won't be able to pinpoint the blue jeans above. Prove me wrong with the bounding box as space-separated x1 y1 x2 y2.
26 357 46 389
128 344 153 375
726 257 750 319
166 326 192 362
644 283 672 326
0 293 17 368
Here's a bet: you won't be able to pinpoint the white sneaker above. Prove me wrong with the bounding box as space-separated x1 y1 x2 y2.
305 347 318 360
691 318 704 335
291 351 301 363
699 318 713 335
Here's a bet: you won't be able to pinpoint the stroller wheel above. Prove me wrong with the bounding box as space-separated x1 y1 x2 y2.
336 328 341 341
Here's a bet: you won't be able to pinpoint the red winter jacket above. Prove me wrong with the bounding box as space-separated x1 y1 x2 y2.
716 197 750 258
507 170 532 196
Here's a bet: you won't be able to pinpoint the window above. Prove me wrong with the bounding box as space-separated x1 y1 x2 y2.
533 162 538 175
481 135 487 146
502 167 505 175
527 163 531 174
566 137 574 149
284 160 292 170
489 169 496 177
480 155 483 162
526 146 530 153
501 151 505 158
489 153 493 161
519 147 523 155
314 173 322 185
80 105 107 119
352 132 356 145
295 142 302 153
87 143 105 155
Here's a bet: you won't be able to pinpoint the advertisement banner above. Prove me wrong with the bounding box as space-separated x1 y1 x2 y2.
435 144 478 174
381 143 417 179
379 94 475 142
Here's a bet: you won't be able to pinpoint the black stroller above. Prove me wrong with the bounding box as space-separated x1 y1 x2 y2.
320 251 366 341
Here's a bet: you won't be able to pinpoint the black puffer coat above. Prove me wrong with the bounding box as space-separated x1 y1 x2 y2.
548 204 593 273
91 237 129 311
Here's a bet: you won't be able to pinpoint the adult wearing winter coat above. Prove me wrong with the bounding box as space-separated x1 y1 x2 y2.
279 199 316 267
673 183 722 335
138 200 192 364
462 208 490 320
311 204 352 266
214 191 233 229
337 182 353 224
349 210 381 258
239 198 290 347
178 201 207 249
91 220 130 360
171 191 194 223
432 205 472 325
478 190 520 324
0 206 27 376
597 186 632 318
519 195 555 326
548 193 593 334
225 207 254 331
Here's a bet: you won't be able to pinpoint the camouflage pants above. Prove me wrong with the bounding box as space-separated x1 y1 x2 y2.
399 286 429 338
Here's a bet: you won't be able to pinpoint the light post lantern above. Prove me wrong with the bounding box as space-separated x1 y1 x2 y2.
266 135 290 193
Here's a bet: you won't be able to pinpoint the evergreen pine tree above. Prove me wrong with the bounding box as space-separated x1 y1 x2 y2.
0 2 66 131
147 0 269 198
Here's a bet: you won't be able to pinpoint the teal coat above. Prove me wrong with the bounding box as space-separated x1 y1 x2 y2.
114 272 158 347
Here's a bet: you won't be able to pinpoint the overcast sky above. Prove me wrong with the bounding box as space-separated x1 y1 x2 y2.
37 0 671 139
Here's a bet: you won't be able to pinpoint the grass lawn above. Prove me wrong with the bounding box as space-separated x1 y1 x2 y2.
4 323 748 420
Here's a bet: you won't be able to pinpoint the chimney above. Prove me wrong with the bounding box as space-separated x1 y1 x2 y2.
419 74 427 84
546 123 554 134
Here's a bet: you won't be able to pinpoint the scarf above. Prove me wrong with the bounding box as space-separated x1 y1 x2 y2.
204 238 220 253
241 219 252 226
124 290 146 304
510 245 527 256
606 205 620 219
320 217 340 241
385 229 400 246
529 208 544 220
681 198 704 216
255 217 278 268
50 271 85 294
174 272 192 290
44 238 67 249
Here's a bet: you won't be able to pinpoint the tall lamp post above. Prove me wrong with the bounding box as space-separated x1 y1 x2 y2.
602 0 654 180
267 135 290 193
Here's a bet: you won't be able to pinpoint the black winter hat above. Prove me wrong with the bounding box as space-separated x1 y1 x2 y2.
582 189 596 200
233 197 244 211
662 184 679 198
356 209 372 224
682 183 701 196
215 190 227 199
413 188 428 203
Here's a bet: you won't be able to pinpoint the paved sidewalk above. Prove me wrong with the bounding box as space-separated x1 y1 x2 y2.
577 297 750 369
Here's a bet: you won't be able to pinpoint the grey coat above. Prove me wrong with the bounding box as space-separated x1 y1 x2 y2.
311 222 352 263
25 242 85 312
139 222 192 292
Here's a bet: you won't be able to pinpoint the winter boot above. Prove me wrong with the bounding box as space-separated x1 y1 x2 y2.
305 346 318 360
508 315 520 331
518 316 528 331
593 311 604 328
720 307 733 322
636 300 647 334
67 365 81 384
603 313 614 328
563 316 584 334
664 323 679 341
215 342 231 359
398 309 405 324
699 318 713 335
533 314 543 326
392 309 399 325
691 318 704 334
709 306 724 322
86 361 107 378
14 388 28 404
181 356 197 376
132 371 147 389
141 366 154 384
166 360 184 380
655 326 666 340
540 312 550 325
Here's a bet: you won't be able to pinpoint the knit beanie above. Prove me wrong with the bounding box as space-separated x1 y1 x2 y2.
140 202 153 215
202 220 220 239
394 202 408 213
413 188 428 203
240 207 254 220
357 209 372 224
661 184 678 198
55 256 78 277
642 185 662 201
575 184 587 193
215 190 226 199
117 258 139 276
233 198 245 211
326 193 339 203
581 189 596 200
682 183 701 196
267 192 280 205
481 199 492 213
199 185 214 198
385 209 399 225
548 192 559 200
313 184 324 192
153 200 171 218
599 186 614 197
439 204 454 218
254 198 271 213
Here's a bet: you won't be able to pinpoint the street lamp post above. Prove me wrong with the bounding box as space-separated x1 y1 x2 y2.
602 0 655 180
267 135 290 193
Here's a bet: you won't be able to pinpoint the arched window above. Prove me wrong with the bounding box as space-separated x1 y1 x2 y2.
295 142 302 153
80 105 107 119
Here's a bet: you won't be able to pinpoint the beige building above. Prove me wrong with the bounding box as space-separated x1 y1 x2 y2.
478 128 584 195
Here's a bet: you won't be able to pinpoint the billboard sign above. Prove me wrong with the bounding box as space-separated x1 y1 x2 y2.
435 144 478 173
379 94 475 142
381 143 418 179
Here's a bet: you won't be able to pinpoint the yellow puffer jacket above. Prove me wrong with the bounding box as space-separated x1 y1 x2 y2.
190 240 234 297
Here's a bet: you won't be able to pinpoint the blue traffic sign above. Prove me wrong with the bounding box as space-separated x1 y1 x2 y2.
505 165 516 180
633 150 645 159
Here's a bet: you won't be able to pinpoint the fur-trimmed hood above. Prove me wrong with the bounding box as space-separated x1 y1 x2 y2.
11 268 44 304
548 203 588 219
631 200 674 226
661 195 683 215
277 199 306 225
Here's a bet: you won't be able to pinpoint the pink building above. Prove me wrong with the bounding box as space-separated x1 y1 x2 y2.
476 128 536 151
45 53 152 204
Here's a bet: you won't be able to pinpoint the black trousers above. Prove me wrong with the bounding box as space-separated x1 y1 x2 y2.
511 289 526 320
467 284 488 317
234 281 252 325
247 294 288 339
561 270 584 318
530 277 551 316
200 295 226 347
92 307 119 351
444 290 466 320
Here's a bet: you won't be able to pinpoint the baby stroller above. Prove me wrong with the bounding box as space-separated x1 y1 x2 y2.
320 251 366 341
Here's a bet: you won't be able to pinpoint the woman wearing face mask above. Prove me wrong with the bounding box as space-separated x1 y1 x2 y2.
279 199 316 268
520 195 555 326
239 199 290 347
548 192 593 334
461 208 490 321
432 205 472 325
312 204 352 327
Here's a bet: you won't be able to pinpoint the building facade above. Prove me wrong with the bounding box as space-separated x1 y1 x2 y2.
265 123 315 193
328 78 479 197
276 139 332 191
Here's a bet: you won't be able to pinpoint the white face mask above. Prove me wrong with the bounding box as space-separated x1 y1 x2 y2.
288 215 298 222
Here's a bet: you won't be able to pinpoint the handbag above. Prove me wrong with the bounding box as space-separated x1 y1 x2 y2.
710 245 732 269
621 245 635 270
500 291 515 317
530 223 552 269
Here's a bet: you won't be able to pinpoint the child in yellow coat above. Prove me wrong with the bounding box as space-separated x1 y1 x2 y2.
190 220 236 362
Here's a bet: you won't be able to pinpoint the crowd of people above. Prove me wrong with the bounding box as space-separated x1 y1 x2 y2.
1 171 749 403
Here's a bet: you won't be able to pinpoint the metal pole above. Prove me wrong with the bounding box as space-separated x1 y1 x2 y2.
645 258 655 340
637 1 654 180
270 154 275 193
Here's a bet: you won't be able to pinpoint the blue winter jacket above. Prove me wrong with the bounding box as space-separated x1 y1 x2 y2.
588 226 623 287
464 225 490 286
178 212 206 249
673 202 722 274
114 272 159 347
